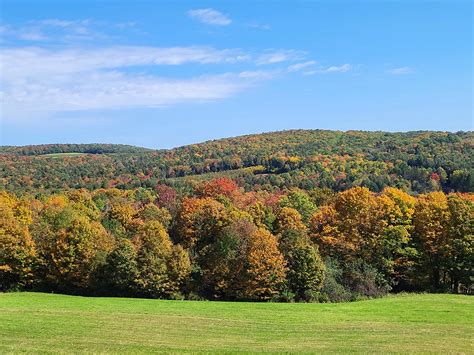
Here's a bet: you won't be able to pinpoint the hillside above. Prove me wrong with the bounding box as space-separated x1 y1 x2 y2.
1 129 473 193
0 143 152 156
1 293 472 353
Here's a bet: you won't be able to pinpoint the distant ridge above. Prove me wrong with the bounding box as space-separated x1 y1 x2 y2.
1 129 472 193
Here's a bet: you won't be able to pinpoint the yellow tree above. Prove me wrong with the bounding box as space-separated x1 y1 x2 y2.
275 207 307 235
133 221 190 298
413 192 450 289
0 192 36 290
238 228 287 300
174 197 229 249
310 187 383 258
247 201 275 231
310 187 413 284
33 196 114 292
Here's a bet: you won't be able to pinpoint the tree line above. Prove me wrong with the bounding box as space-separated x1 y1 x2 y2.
1 130 472 194
1 178 472 301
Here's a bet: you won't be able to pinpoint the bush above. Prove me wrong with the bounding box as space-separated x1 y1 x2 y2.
320 258 352 302
320 258 391 302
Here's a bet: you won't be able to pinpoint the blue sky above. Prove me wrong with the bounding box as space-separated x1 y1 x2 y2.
1 0 472 148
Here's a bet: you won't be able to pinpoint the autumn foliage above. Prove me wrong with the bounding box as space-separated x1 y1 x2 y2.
1 178 473 300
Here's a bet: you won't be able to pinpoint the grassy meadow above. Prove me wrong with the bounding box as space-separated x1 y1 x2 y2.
41 153 88 158
0 292 472 353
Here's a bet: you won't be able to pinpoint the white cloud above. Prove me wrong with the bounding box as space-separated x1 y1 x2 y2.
288 60 316 72
256 50 305 65
2 71 250 118
0 19 326 122
1 19 105 42
295 63 352 75
35 19 92 33
238 70 279 80
0 46 251 83
18 29 49 41
247 22 271 30
187 9 231 26
322 63 352 73
387 66 415 75
0 45 282 121
36 19 81 27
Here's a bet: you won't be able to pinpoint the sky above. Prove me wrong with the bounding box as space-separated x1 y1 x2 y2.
0 0 472 148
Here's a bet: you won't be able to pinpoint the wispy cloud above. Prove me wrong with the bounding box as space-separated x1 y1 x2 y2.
0 46 252 81
0 24 49 41
1 19 347 122
238 70 279 80
288 60 317 72
322 63 352 73
295 63 353 75
0 45 298 121
0 19 108 42
187 8 232 26
18 29 48 41
247 22 271 30
387 66 415 75
36 19 87 27
256 50 305 65
2 71 252 119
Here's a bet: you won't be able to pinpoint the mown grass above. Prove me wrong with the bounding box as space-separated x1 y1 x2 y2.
41 153 88 158
0 292 472 353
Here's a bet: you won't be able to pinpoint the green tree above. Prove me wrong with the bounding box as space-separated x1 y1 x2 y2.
96 238 139 296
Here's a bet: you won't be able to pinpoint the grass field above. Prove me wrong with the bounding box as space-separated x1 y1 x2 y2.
0 293 472 353
41 152 88 158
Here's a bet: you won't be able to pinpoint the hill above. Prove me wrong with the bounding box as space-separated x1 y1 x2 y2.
1 129 473 193
0 143 152 156
1 292 472 353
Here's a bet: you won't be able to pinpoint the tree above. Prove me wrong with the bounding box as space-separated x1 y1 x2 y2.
174 197 229 249
279 229 325 301
106 203 140 238
133 221 174 298
138 203 172 228
196 218 256 299
279 189 316 223
33 197 114 292
446 194 474 292
96 238 139 296
196 177 239 200
0 192 36 290
167 244 192 296
155 184 177 210
236 228 287 300
310 187 416 287
247 202 275 231
412 192 450 290
275 207 307 235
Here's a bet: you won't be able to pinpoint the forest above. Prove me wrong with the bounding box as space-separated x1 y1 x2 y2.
1 130 473 194
1 179 473 300
1 130 473 301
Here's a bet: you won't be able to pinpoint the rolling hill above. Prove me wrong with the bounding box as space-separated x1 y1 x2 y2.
1 129 472 193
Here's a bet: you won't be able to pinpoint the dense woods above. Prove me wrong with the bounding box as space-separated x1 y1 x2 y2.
1 179 472 300
1 130 472 300
1 130 472 194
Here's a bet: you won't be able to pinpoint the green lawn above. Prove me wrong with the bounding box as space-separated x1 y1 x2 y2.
41 153 88 158
0 293 472 353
